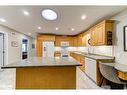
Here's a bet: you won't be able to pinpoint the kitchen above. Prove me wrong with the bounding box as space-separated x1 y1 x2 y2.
0 6 127 90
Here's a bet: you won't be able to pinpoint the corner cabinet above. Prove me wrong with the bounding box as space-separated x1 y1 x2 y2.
90 20 114 46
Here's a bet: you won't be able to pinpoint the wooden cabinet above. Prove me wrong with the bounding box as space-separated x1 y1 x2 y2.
73 37 78 47
79 56 85 71
55 36 61 46
70 52 85 72
55 36 78 47
69 37 74 47
55 36 69 46
97 22 105 45
77 33 87 47
90 27 98 45
82 33 87 46
78 34 83 46
90 20 114 46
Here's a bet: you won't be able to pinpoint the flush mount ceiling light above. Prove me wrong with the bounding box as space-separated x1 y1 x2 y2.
41 9 57 21
0 18 6 22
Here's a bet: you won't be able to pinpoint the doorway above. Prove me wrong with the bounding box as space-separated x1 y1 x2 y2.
22 39 28 59
0 33 4 71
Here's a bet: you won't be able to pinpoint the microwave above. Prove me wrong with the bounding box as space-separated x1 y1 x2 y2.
61 42 69 47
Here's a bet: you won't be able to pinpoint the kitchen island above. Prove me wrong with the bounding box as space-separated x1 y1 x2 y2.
2 57 81 89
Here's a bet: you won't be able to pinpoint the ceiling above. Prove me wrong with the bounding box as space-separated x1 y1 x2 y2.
0 6 127 38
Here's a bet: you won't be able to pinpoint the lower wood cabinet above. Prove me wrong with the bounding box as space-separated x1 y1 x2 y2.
70 52 103 86
70 52 85 72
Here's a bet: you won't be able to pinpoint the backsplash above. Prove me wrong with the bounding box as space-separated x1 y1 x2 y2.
92 46 114 56
55 46 114 57
77 46 113 56
55 47 77 51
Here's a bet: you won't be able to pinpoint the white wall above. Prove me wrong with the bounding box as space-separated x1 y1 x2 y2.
110 9 127 64
0 25 35 65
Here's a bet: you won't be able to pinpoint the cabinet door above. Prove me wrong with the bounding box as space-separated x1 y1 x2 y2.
55 37 61 46
97 23 105 45
78 34 83 46
69 37 73 47
90 27 98 46
73 37 78 47
82 34 86 46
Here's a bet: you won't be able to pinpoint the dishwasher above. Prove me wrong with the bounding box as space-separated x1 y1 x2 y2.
85 57 97 83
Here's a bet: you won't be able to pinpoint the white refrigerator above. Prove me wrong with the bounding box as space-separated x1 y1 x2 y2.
43 41 54 57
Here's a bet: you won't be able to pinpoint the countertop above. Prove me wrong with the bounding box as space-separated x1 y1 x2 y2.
1 57 81 69
100 62 127 72
72 51 115 60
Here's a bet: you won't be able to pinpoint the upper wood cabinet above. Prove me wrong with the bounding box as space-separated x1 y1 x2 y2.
82 33 87 46
78 34 83 46
90 27 98 45
77 32 87 47
55 36 61 46
90 20 114 46
73 37 78 47
55 36 78 47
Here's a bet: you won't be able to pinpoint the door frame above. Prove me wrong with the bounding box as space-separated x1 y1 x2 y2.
22 38 29 59
0 31 8 67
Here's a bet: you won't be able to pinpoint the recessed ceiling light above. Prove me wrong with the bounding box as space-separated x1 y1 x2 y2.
23 11 29 16
55 27 59 30
38 26 42 30
0 18 6 22
28 33 31 35
81 15 86 20
41 9 57 20
71 28 75 31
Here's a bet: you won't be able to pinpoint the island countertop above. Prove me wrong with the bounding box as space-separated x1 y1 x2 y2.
1 57 81 69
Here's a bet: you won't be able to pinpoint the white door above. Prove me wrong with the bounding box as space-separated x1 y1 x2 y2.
0 33 4 71
43 41 54 57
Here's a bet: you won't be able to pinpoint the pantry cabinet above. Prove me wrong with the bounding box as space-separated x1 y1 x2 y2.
90 20 114 46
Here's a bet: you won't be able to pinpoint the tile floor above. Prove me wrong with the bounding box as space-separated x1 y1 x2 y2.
0 69 16 89
0 67 101 90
